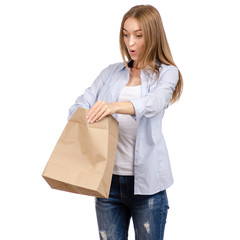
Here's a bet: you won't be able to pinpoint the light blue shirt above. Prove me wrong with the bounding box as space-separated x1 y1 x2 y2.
68 62 179 195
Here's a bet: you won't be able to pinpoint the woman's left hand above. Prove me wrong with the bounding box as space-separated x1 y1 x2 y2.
86 100 117 123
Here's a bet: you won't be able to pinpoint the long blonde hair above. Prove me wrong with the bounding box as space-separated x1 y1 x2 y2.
120 5 183 104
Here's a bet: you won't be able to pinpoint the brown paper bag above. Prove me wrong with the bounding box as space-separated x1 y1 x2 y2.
42 107 119 198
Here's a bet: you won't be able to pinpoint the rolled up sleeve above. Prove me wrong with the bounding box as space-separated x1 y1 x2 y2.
129 66 179 121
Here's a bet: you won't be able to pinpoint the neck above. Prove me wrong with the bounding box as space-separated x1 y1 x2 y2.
132 61 144 69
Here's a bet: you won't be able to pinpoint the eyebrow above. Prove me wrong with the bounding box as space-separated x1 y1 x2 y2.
123 28 142 32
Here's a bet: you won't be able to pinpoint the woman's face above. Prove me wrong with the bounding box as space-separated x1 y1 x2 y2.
123 17 145 65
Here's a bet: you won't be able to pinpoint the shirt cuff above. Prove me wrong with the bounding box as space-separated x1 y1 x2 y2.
129 98 145 121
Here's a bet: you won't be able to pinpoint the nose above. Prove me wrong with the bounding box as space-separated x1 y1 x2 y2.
129 35 135 47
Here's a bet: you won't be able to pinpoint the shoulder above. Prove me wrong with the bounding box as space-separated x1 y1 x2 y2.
96 62 125 80
160 63 178 73
157 64 179 84
159 64 179 78
102 62 125 74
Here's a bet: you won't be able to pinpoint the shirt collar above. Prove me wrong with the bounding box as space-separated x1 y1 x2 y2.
117 60 133 72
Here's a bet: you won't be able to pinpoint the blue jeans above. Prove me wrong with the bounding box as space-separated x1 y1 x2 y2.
95 175 169 240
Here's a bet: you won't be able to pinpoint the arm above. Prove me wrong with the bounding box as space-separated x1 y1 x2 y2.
86 100 135 123
129 65 179 121
68 65 111 120
86 65 179 123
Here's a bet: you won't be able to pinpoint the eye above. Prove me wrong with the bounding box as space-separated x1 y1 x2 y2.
137 34 143 38
123 33 128 37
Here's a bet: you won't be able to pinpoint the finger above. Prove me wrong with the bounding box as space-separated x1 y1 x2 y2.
96 105 111 122
96 111 109 122
90 105 108 123
86 101 101 118
87 101 103 119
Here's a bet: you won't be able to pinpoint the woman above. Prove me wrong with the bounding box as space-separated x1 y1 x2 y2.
69 4 183 240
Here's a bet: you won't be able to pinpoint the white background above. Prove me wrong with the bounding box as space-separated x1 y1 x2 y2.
0 0 240 239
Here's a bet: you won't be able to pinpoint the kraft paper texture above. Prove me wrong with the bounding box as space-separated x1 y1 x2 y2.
42 107 119 198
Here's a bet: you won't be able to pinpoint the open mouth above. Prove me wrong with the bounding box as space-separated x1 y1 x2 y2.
130 50 136 55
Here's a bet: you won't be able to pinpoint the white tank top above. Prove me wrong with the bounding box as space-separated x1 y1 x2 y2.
113 85 142 176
